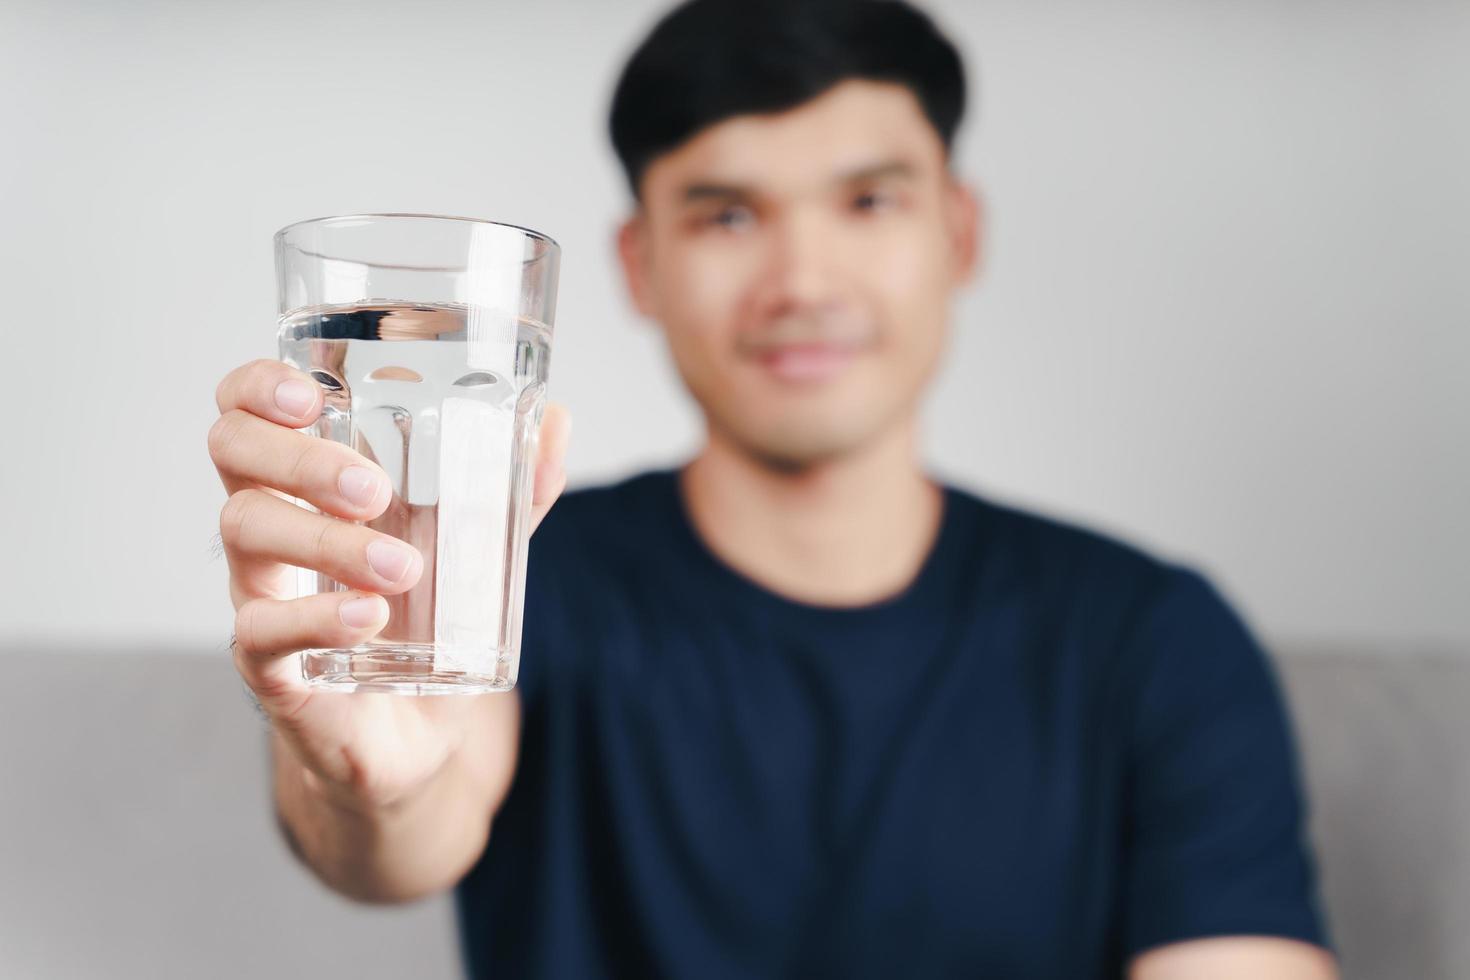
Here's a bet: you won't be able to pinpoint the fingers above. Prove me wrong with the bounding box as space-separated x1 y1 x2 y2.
530 402 571 535
216 358 322 429
208 408 391 521
233 590 389 704
220 488 423 601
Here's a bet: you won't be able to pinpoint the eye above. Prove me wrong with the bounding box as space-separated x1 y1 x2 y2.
852 190 893 213
707 204 755 230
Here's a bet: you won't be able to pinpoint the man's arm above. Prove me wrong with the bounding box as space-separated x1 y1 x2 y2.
270 691 522 904
1130 935 1338 979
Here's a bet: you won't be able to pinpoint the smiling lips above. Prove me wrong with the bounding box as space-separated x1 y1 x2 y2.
740 309 875 384
750 340 865 382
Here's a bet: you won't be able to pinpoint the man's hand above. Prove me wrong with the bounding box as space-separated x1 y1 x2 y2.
208 357 570 864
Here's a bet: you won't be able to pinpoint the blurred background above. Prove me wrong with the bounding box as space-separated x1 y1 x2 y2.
0 0 1465 978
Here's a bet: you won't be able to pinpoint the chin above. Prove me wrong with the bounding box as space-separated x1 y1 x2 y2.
729 419 878 472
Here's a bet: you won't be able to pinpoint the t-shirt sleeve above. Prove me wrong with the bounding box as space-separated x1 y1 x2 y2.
1119 564 1333 960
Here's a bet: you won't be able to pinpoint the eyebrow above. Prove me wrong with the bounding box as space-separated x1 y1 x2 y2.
679 159 918 203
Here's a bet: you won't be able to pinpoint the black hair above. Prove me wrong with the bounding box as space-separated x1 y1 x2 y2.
608 0 968 199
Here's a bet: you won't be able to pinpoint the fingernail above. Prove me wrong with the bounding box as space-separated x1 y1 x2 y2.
338 466 382 508
367 539 415 583
339 595 386 628
275 379 316 419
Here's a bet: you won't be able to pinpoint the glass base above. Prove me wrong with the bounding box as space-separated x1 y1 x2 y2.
302 646 513 695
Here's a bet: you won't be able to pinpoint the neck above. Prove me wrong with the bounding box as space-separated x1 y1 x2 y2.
678 416 944 607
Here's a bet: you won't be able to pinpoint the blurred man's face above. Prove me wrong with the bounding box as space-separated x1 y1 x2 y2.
618 79 981 469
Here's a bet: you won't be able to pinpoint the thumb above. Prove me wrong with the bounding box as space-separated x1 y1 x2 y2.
529 402 571 533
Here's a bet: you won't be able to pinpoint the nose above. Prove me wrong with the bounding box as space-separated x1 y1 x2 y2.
760 206 835 313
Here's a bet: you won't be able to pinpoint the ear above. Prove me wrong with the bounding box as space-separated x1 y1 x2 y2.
943 178 983 286
616 211 659 318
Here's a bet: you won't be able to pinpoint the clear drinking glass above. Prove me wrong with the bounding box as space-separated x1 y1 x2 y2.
274 213 559 694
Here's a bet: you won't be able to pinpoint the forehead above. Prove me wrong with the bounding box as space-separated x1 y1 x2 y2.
641 79 946 201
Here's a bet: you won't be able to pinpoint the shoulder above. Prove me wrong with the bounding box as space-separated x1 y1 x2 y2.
946 484 1285 744
958 486 1275 705
936 480 1257 676
941 479 1183 605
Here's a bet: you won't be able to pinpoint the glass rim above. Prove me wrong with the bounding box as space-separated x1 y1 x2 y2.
272 211 560 252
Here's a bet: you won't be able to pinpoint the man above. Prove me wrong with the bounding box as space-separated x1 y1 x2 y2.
208 0 1338 977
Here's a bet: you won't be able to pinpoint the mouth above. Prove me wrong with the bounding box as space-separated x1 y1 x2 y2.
748 340 866 383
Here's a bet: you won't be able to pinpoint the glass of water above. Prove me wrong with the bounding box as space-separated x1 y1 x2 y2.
274 213 559 695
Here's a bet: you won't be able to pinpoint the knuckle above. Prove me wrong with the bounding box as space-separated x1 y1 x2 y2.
207 410 247 465
339 751 398 809
233 600 265 659
231 644 262 697
281 435 319 489
217 360 277 414
309 514 345 570
246 357 285 385
244 649 300 707
250 669 298 709
219 487 268 550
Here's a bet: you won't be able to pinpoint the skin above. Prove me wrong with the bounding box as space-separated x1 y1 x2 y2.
617 79 976 608
209 366 571 901
210 77 1337 975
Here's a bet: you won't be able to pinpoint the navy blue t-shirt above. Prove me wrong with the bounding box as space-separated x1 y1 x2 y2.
455 468 1330 978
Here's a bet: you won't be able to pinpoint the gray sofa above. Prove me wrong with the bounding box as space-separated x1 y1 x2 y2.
1 646 1464 979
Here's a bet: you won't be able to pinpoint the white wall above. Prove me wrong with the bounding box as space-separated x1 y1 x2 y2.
1 0 1464 652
